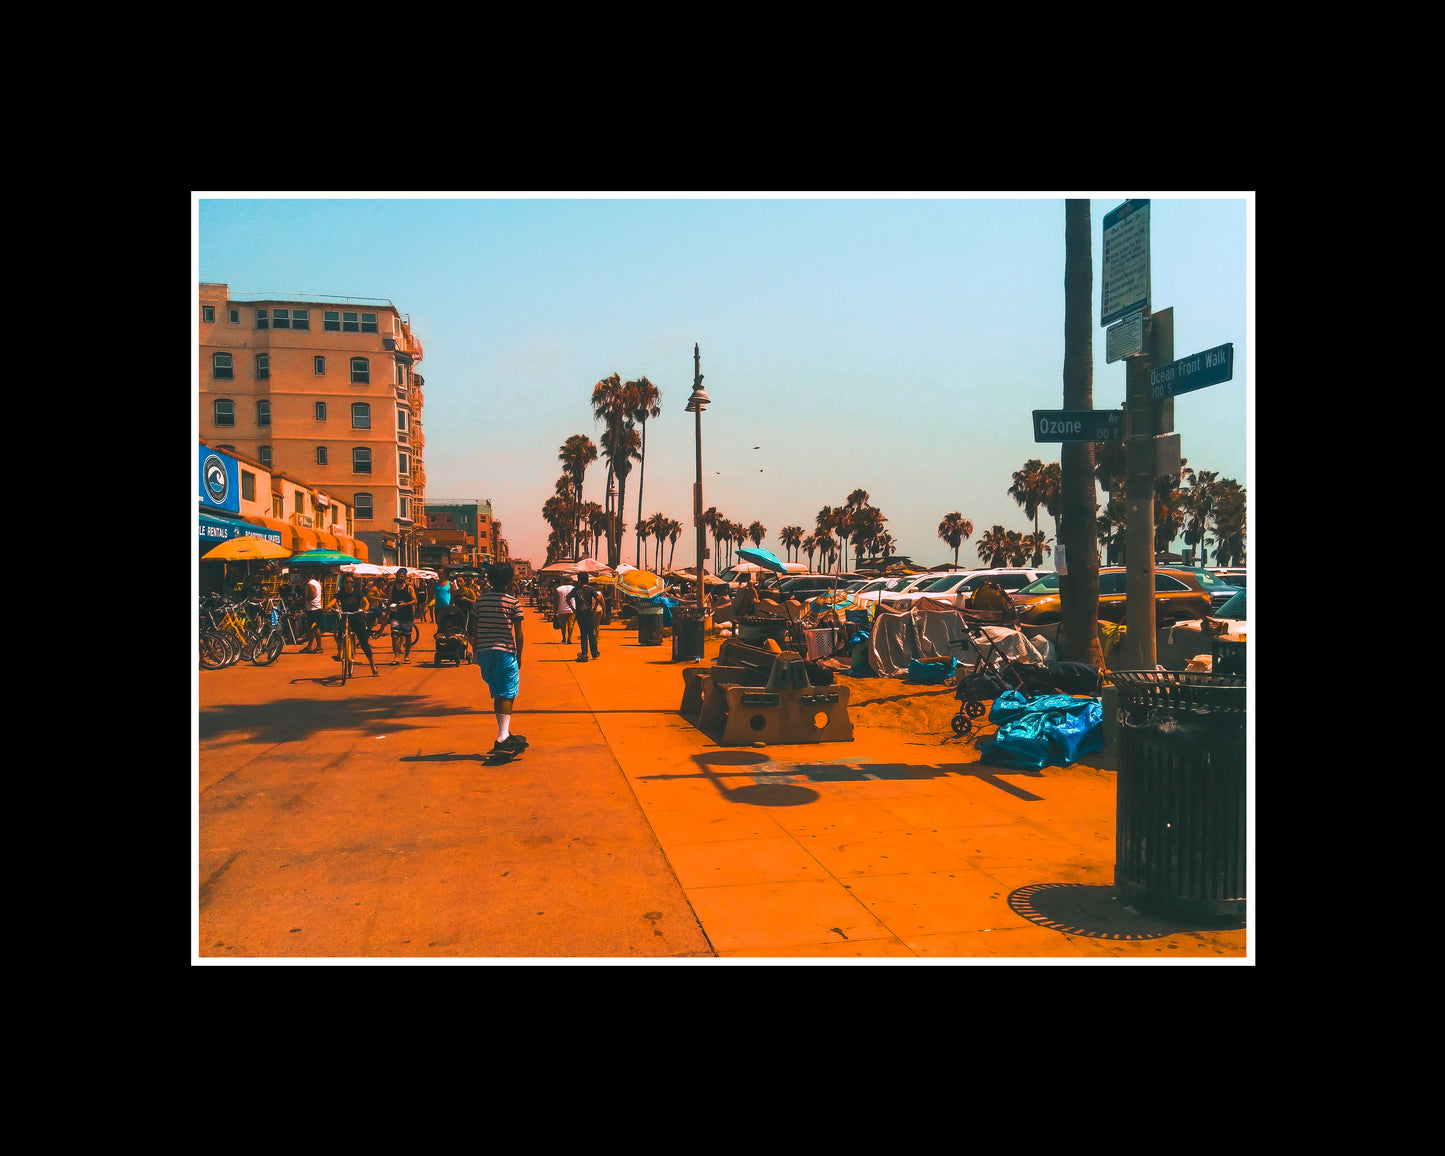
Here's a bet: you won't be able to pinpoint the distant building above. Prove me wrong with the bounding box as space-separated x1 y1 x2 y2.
198 283 427 566
422 499 508 568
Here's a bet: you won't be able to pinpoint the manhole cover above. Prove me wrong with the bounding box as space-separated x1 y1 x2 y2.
1007 884 1244 940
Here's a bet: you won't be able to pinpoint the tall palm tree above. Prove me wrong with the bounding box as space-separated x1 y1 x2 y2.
978 524 1011 567
647 513 669 571
842 489 869 573
1009 458 1051 564
666 518 683 572
1180 467 1220 565
1039 461 1063 551
747 520 766 549
937 512 973 568
801 533 819 572
591 373 643 567
558 433 597 560
876 531 895 564
1021 531 1052 566
1212 479 1246 565
1061 197 1102 665
581 501 604 561
779 525 803 563
629 376 661 568
814 506 836 571
850 506 885 568
1097 500 1127 565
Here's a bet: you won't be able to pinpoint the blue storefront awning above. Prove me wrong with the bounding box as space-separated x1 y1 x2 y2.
199 512 284 548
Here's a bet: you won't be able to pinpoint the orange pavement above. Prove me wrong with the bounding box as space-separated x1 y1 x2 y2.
196 602 1249 963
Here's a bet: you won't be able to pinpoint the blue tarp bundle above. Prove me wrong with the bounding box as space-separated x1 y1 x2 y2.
639 595 680 626
978 688 1103 770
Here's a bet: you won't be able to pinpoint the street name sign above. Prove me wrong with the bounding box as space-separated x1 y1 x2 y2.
1147 343 1234 400
1102 199 1150 326
1032 409 1125 442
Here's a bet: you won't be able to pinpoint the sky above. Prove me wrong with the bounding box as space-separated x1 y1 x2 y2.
194 193 1252 573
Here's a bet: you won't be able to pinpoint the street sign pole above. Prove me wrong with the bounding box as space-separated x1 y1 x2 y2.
1122 308 1172 670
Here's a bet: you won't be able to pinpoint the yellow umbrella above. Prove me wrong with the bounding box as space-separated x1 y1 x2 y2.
617 568 665 597
203 535 292 561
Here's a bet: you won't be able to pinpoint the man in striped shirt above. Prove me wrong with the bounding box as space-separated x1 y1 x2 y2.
473 561 527 755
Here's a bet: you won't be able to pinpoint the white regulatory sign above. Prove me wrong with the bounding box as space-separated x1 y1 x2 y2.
1106 310 1144 362
1101 199 1150 326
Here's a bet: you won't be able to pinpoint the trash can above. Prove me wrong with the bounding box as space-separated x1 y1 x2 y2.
672 610 705 661
636 604 665 646
1112 670 1247 919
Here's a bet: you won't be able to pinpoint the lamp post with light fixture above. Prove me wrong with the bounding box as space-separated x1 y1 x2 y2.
684 343 710 642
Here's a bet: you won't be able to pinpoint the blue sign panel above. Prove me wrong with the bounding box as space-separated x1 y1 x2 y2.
1147 343 1234 401
200 449 240 513
199 513 284 547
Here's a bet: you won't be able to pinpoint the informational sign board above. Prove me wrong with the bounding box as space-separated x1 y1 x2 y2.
1101 199 1150 326
1106 310 1144 362
1147 343 1234 400
1032 409 1125 442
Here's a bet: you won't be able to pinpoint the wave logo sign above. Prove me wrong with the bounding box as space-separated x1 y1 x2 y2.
203 453 230 506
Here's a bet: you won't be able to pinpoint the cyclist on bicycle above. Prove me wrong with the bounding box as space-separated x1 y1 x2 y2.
365 575 390 635
386 568 418 664
331 574 379 676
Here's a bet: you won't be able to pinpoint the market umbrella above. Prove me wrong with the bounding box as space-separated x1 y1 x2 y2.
808 590 859 615
541 560 584 573
203 536 292 561
617 568 665 598
287 549 362 566
736 546 788 574
569 558 613 574
340 562 391 577
668 566 726 586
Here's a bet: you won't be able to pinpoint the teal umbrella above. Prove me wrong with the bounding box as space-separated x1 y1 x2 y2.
287 549 362 566
736 546 787 573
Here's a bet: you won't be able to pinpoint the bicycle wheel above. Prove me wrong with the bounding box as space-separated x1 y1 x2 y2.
200 629 228 669
252 626 284 666
220 631 243 667
341 630 354 683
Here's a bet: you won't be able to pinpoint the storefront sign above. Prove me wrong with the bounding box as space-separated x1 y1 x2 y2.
200 450 240 513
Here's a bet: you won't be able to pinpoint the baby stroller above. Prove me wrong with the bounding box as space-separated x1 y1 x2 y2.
948 596 1053 736
433 605 471 667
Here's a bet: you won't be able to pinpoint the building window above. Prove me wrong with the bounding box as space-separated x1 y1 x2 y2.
256 309 268 330
351 402 371 429
314 356 326 375
354 493 373 519
315 401 327 421
342 311 359 332
241 470 255 501
397 364 406 386
273 308 290 330
353 448 372 474
293 308 310 331
294 491 303 515
316 446 328 465
259 445 272 468
399 495 410 521
213 399 235 426
351 357 369 384
256 354 269 380
362 313 378 333
202 304 215 323
397 406 408 432
213 353 233 380
257 399 271 426
229 308 239 324
398 451 410 478
324 310 341 331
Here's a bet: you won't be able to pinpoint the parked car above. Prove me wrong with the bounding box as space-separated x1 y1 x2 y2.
773 575 854 602
1169 566 1241 609
955 568 1051 598
1208 567 1247 589
879 570 975 607
1212 589 1246 620
1009 567 1212 626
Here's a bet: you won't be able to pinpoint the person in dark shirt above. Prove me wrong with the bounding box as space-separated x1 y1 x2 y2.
386 568 418 664
332 574 379 676
567 572 603 662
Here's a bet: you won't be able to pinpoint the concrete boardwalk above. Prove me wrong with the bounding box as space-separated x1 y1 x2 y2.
196 603 1249 963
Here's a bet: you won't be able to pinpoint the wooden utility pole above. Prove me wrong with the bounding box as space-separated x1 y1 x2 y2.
1121 308 1173 670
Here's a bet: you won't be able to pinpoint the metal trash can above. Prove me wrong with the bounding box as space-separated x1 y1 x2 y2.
636 605 665 646
672 611 705 661
1211 637 1246 679
1112 670 1247 919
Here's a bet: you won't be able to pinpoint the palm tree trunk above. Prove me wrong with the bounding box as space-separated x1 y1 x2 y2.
1061 198 1102 665
635 422 646 568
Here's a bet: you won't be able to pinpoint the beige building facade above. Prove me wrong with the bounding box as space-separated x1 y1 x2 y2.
198 283 427 566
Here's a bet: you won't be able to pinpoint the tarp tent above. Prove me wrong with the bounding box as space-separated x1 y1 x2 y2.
866 604 1047 679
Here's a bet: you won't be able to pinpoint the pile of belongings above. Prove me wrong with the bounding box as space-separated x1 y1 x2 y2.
866 603 1049 679
977 688 1103 770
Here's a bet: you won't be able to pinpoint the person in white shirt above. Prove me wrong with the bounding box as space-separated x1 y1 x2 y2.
299 571 325 653
553 581 575 645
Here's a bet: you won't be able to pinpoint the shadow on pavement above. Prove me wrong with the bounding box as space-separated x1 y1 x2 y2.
199 695 454 745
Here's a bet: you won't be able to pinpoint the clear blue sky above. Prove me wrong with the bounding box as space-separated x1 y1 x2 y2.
194 194 1251 571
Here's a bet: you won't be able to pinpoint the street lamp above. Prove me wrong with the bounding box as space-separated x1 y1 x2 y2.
684 343 710 654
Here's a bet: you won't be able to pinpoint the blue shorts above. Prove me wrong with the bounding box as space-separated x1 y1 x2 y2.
475 648 520 700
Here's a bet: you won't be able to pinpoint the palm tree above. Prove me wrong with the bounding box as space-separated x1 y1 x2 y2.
666 518 683 572
801 533 819 572
717 520 734 570
629 376 661 568
1009 458 1052 565
779 525 803 563
647 513 669 572
1180 467 1220 565
937 512 973 568
876 531 896 564
1061 196 1102 665
1097 500 1127 565
558 433 597 561
1212 478 1246 565
850 506 885 568
978 524 1011 567
591 373 643 567
581 501 605 561
747 520 766 549
1039 461 1063 551
1021 531 1052 566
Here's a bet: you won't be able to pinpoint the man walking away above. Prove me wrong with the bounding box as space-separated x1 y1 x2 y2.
568 572 603 662
553 579 575 645
473 561 527 756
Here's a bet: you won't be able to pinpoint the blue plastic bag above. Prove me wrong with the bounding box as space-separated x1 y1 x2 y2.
978 689 1103 769
908 657 957 684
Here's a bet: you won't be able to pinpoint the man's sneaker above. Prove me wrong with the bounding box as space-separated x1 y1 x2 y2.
500 734 528 751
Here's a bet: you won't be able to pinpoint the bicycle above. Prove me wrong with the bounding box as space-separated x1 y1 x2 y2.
249 596 287 666
334 610 374 683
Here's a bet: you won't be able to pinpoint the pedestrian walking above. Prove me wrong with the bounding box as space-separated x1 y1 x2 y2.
472 560 527 756
567 572 603 662
553 579 575 645
386 567 418 663
299 569 325 652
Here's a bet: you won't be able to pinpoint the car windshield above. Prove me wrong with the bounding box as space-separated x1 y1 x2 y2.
1017 574 1062 595
916 576 956 591
1191 569 1232 589
1215 590 1246 619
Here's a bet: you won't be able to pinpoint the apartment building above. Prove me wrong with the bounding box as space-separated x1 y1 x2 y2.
421 499 507 568
198 283 427 566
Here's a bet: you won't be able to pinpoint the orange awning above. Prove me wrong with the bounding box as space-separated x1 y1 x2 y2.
243 515 305 553
313 529 341 551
